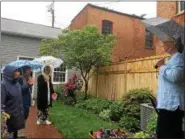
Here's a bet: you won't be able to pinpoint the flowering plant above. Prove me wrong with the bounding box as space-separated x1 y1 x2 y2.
63 73 83 105
64 79 77 89
1 110 10 138
65 73 77 89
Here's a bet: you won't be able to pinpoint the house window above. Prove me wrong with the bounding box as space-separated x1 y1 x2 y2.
145 30 153 49
179 0 185 12
53 64 67 84
102 20 113 35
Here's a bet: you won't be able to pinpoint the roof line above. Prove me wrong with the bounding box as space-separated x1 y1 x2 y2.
71 3 144 23
1 17 61 30
1 30 58 39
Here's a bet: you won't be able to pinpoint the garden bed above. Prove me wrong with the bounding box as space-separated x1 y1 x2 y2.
53 88 156 138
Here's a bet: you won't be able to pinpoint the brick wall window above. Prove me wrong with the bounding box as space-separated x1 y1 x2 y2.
102 20 113 35
179 0 185 12
145 30 153 49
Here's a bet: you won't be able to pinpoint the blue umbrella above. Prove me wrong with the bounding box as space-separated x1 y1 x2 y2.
1 60 42 72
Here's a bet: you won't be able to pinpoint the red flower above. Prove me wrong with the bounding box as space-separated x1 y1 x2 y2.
64 74 77 89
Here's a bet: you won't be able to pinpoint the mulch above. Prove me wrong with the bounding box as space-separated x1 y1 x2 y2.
24 106 63 138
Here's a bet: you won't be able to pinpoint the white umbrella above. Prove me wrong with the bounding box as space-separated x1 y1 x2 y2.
33 56 63 69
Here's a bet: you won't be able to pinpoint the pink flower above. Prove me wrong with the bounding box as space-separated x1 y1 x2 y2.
64 73 78 90
52 93 57 100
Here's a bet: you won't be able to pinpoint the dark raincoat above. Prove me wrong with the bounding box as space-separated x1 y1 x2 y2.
1 65 25 132
37 75 54 110
18 76 32 120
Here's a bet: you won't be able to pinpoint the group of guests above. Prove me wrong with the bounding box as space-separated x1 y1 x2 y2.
1 34 185 139
1 65 55 138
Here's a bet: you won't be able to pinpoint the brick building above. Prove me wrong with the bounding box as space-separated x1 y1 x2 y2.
69 4 155 62
155 0 184 54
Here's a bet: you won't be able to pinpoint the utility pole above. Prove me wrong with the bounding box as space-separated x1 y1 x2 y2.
47 1 55 28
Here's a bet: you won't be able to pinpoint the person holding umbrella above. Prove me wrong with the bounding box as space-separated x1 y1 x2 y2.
155 35 184 139
1 65 25 138
18 66 35 120
142 18 185 139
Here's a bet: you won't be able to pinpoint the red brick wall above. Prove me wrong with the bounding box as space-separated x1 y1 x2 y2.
155 1 184 55
157 1 184 26
153 36 164 55
69 7 88 30
70 5 155 62
157 1 178 19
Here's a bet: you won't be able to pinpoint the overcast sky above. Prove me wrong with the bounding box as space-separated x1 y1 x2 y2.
1 2 157 29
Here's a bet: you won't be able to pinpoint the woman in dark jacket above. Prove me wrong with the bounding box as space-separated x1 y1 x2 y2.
18 66 34 120
36 65 55 125
1 65 25 138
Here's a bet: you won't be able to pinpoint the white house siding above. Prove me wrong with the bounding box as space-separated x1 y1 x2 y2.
1 34 40 65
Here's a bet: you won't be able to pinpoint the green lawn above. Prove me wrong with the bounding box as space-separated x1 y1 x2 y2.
50 101 119 138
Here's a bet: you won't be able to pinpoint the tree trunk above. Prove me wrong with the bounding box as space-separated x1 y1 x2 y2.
84 79 88 100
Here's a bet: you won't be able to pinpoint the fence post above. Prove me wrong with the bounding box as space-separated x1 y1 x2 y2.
96 68 99 98
124 59 127 94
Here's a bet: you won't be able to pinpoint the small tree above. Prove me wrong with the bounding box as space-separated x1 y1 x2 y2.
40 26 116 99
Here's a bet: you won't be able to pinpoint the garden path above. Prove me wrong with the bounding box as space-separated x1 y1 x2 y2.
24 106 63 138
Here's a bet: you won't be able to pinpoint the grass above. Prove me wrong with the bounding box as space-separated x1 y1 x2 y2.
50 101 119 138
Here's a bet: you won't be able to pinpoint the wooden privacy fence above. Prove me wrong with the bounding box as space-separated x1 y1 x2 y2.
87 55 169 100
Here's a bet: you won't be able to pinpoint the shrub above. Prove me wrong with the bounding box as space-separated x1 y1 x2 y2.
133 131 150 138
109 101 124 122
64 96 76 105
146 113 157 134
119 88 152 132
119 116 139 132
122 88 152 119
75 100 86 109
76 91 94 103
99 109 111 121
55 84 65 101
75 98 112 114
97 99 112 113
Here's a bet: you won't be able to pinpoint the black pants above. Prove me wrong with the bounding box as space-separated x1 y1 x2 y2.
157 108 184 139
24 106 30 120
13 131 18 138
8 130 18 138
37 109 49 121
